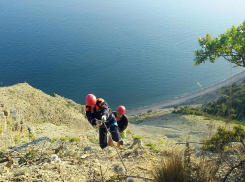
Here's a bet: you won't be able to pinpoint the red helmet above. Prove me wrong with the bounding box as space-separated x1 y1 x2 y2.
117 105 126 114
85 94 96 106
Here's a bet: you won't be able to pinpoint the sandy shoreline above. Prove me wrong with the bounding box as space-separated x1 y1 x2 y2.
127 70 245 116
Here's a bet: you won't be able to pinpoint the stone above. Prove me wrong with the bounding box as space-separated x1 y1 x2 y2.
20 119 25 124
84 146 91 151
10 108 23 121
27 125 35 134
3 108 9 117
14 122 21 132
0 115 7 131
21 124 28 133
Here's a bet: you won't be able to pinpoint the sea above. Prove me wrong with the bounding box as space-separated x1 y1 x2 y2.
0 0 245 110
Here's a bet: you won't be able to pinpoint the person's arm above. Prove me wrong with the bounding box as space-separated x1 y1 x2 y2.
86 105 97 126
99 101 110 121
120 115 129 133
85 105 92 122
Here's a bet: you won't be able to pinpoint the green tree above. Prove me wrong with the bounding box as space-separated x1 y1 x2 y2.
194 21 245 67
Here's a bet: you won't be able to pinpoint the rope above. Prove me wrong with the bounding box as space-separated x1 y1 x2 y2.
101 120 129 175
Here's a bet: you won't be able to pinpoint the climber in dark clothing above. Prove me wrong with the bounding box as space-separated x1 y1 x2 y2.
85 94 122 149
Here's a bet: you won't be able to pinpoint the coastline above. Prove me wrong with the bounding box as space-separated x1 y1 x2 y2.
127 70 245 116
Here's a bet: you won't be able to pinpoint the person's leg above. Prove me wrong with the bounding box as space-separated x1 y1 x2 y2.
110 125 121 142
117 130 126 148
120 130 126 139
110 125 123 148
108 134 114 147
99 127 108 149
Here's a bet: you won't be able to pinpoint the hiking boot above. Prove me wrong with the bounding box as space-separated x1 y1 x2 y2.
119 140 124 146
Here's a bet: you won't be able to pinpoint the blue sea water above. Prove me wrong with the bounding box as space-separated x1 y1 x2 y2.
0 0 245 110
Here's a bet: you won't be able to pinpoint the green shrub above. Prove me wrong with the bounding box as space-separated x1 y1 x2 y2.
28 133 36 141
133 136 142 140
69 137 81 143
14 136 20 144
60 135 69 141
202 82 245 120
126 130 133 135
18 150 36 165
52 137 59 142
201 125 245 152
7 117 13 124
146 143 157 150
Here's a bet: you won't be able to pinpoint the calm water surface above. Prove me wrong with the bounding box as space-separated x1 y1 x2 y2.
0 0 245 110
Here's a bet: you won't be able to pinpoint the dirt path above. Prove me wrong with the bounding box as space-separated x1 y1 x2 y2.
128 109 234 149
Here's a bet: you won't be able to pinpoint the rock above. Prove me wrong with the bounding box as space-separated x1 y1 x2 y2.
12 136 52 151
20 119 25 124
27 125 35 134
5 157 14 169
84 146 91 151
81 154 89 159
0 115 7 131
20 124 28 133
10 108 23 121
3 108 10 117
14 122 21 132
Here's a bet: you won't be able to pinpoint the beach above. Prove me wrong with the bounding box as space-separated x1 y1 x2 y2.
127 70 245 116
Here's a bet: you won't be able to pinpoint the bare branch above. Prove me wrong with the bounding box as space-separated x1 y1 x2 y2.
222 159 245 181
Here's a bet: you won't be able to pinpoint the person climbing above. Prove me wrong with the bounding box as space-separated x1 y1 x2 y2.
108 105 129 148
85 94 123 149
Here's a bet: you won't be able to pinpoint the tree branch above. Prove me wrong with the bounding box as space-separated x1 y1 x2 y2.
222 159 245 181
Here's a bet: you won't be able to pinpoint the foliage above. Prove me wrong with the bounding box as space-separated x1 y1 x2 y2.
201 125 245 152
60 135 69 141
14 135 20 144
194 21 245 67
126 130 133 135
147 110 153 113
7 117 13 124
81 105 86 115
69 137 81 143
133 136 142 140
18 150 36 165
204 82 245 120
173 106 204 116
173 82 245 122
52 137 59 142
146 143 157 150
28 133 36 141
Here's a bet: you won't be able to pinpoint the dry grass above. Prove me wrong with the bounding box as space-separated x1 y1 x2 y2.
152 151 187 182
152 148 220 182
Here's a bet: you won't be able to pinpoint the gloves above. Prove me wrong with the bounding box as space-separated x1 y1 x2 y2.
101 115 107 122
91 119 97 126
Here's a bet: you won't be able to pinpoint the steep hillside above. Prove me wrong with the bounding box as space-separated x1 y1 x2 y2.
0 83 243 181
0 83 87 126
